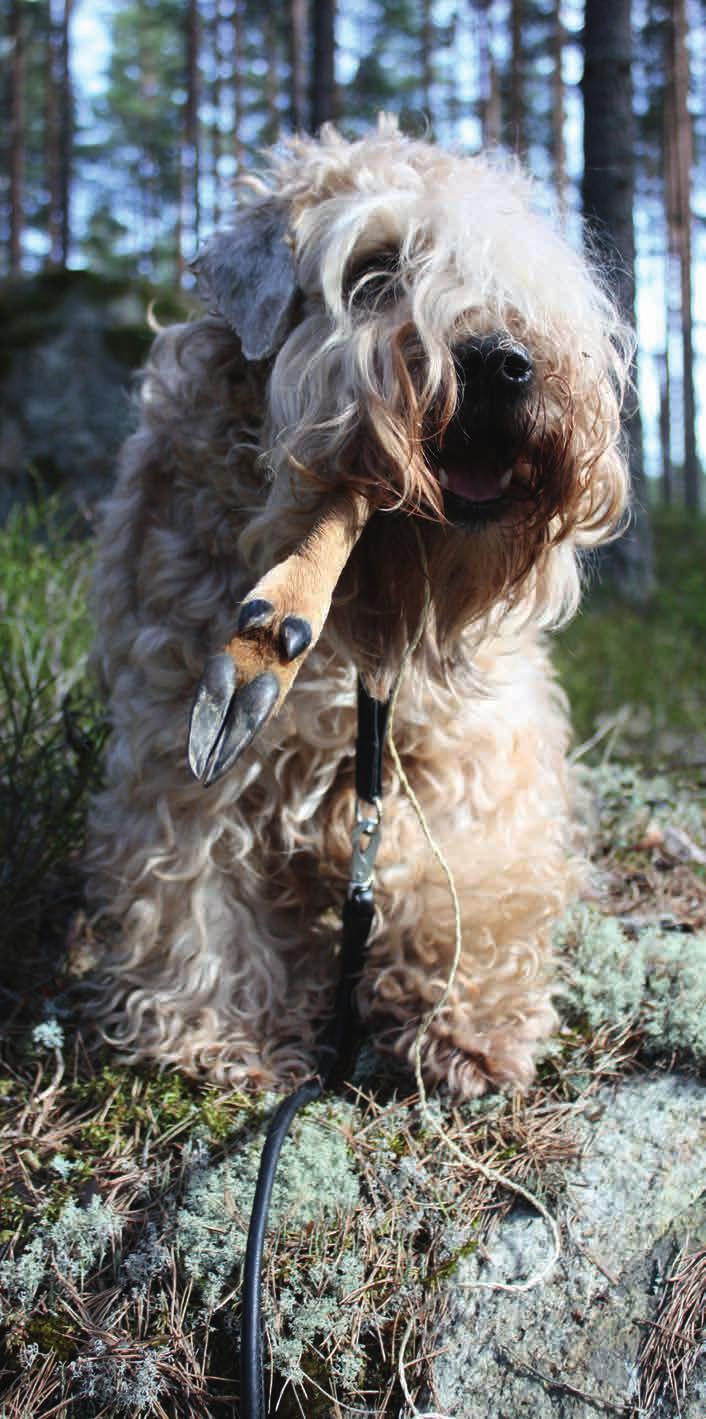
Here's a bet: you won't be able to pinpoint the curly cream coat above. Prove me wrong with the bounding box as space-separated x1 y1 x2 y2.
86 118 629 1096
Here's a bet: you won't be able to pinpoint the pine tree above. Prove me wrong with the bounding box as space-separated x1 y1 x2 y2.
89 0 185 279
665 0 700 509
311 0 337 129
8 0 25 274
289 0 308 131
583 0 654 597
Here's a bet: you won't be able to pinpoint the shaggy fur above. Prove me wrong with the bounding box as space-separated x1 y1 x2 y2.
86 117 630 1098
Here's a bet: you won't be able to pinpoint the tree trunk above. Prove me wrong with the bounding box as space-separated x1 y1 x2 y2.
289 0 308 132
509 0 524 154
232 0 244 175
9 0 25 274
211 0 222 226
665 0 699 510
46 2 62 267
262 0 279 143
658 349 672 506
552 2 566 220
582 0 654 599
421 0 434 120
310 0 336 131
446 8 461 133
477 1 502 147
59 0 73 266
185 0 200 254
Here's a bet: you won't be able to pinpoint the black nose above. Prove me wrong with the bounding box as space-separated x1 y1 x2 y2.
455 335 534 392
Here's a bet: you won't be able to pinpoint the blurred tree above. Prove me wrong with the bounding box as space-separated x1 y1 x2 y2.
658 347 672 504
8 0 25 274
46 0 60 264
91 0 184 279
208 0 223 227
262 0 280 141
58 0 72 264
311 0 337 129
81 200 133 276
346 1 425 131
45 0 73 267
583 0 654 597
4 0 60 274
665 0 700 510
289 0 308 131
231 0 244 177
634 0 672 503
499 0 565 186
509 0 526 154
421 0 434 119
476 0 502 145
184 0 200 254
551 0 566 217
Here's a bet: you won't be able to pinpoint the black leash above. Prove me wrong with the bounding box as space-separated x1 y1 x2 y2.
240 677 390 1419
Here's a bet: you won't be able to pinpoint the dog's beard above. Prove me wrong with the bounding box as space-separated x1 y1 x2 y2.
259 320 598 688
327 378 580 692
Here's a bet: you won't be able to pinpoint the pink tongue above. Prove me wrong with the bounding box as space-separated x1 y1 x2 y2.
446 464 506 503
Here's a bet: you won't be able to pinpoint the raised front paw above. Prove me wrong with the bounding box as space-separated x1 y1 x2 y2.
187 597 314 786
187 490 371 785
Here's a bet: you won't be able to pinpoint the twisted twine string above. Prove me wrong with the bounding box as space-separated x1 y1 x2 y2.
384 525 560 1417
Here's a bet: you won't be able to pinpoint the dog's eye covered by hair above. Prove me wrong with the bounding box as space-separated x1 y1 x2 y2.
344 246 402 307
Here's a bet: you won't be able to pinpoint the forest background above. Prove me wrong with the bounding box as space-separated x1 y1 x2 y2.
3 0 706 534
1 5 706 1417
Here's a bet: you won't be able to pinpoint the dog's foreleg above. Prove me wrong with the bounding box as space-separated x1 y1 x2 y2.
188 490 370 784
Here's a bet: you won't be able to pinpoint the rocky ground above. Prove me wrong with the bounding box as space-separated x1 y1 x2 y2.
0 754 704 1418
0 283 704 1414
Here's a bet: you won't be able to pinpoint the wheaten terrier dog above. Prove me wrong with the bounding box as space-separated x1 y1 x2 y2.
87 117 629 1098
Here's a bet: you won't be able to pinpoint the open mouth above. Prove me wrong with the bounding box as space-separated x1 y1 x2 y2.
430 453 514 525
436 460 513 504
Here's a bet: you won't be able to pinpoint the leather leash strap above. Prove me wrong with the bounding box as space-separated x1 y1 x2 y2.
240 676 390 1419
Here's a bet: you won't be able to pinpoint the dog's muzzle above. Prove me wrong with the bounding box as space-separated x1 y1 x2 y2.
429 333 535 525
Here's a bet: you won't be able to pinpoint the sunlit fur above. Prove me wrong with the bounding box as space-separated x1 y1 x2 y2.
86 117 630 1097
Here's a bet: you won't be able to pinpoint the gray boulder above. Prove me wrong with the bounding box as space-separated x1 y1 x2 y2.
0 271 187 517
432 1074 705 1418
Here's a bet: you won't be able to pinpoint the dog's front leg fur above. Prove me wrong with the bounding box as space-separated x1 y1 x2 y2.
357 635 581 1099
188 489 370 784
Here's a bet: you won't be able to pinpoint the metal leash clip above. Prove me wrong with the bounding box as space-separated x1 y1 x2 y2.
348 796 383 896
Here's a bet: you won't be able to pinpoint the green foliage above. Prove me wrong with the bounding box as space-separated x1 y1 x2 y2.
555 508 706 759
0 0 56 268
90 0 187 279
0 492 105 967
344 0 433 129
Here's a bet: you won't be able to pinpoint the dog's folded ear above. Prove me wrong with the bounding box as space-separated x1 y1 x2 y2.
192 202 297 362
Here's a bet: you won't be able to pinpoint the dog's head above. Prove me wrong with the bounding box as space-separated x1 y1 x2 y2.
195 116 630 674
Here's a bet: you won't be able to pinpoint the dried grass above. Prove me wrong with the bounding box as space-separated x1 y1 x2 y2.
633 1245 706 1417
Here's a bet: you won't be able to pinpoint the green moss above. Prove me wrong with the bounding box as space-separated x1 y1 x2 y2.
25 1312 75 1363
26 1305 74 1362
198 1091 252 1141
585 762 704 855
176 1101 361 1307
425 1230 480 1289
556 903 706 1064
0 1187 31 1243
641 927 706 1061
556 903 646 1032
